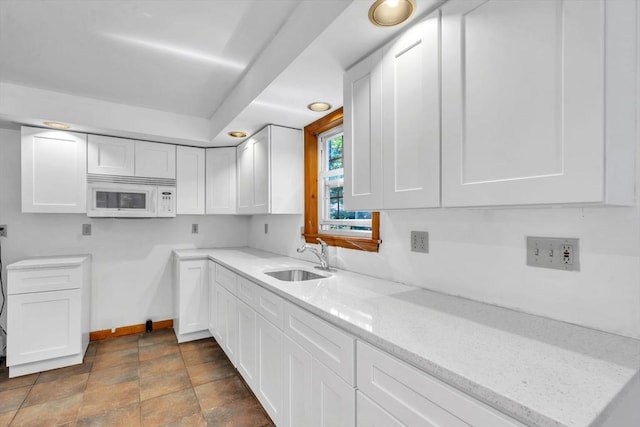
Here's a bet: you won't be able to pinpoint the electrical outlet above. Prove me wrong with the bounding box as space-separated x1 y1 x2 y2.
526 237 580 271
411 231 429 253
264 223 268 234
191 224 199 234
82 224 91 236
0 225 6 237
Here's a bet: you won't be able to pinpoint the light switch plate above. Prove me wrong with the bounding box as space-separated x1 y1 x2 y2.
192 224 199 234
527 237 579 271
82 224 91 236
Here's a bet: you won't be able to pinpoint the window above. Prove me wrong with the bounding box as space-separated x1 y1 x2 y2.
303 108 380 252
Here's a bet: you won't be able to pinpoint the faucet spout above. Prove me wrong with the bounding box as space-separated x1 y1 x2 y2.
296 239 330 270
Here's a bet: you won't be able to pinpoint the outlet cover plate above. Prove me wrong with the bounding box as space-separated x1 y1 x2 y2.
527 236 579 271
82 224 91 236
192 224 199 234
0 225 6 237
411 231 429 253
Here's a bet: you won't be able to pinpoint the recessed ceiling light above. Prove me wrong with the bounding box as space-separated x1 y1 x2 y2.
307 102 331 112
228 131 247 138
43 121 70 130
368 0 416 27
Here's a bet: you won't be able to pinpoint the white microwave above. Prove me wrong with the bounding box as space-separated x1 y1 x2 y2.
87 175 176 218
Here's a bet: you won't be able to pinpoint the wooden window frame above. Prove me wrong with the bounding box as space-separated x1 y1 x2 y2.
303 107 380 252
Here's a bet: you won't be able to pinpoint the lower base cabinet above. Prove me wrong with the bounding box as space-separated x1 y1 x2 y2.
311 357 356 427
283 336 313 427
256 313 284 425
357 391 404 427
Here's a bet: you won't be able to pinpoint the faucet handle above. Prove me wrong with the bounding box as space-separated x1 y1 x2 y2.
296 243 308 253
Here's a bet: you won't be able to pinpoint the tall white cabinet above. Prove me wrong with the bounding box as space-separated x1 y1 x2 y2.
21 126 87 213
177 146 206 214
236 125 303 214
440 0 636 207
205 147 237 214
344 14 441 211
7 256 91 378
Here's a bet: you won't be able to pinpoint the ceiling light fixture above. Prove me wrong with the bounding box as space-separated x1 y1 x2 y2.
228 131 247 138
43 121 70 130
307 102 331 112
368 0 416 27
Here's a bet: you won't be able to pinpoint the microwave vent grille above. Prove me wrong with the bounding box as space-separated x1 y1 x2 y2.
87 174 176 187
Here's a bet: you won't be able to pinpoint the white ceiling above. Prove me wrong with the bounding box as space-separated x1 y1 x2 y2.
0 0 444 147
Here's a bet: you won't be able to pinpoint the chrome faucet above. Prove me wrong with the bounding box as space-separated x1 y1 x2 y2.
297 238 330 271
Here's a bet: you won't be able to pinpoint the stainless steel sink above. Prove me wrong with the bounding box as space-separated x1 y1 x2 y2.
264 269 329 282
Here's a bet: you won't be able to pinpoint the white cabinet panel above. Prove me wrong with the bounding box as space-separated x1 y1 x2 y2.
283 335 313 427
208 261 218 338
237 299 257 389
257 313 284 425
205 147 236 214
343 50 383 211
21 126 87 213
8 289 81 366
356 391 404 427
312 358 355 427
177 146 205 214
87 134 134 176
9 267 81 295
135 140 176 179
382 15 440 209
236 125 303 214
177 260 209 336
357 341 523 427
215 264 237 295
216 284 238 365
441 0 636 206
284 302 355 385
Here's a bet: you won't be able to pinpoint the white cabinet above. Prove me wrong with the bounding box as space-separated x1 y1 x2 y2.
343 50 383 211
87 134 135 176
7 256 91 378
177 146 205 214
356 341 523 427
236 125 303 214
88 135 176 179
381 15 440 209
440 0 636 207
207 260 218 338
21 126 87 213
205 147 236 214
283 335 313 427
356 392 404 427
174 259 211 343
344 13 440 211
135 140 176 179
256 312 284 425
312 358 356 427
215 283 237 365
236 299 258 388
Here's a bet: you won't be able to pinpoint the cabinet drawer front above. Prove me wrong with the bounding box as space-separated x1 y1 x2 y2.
8 267 81 295
215 264 237 295
237 276 258 307
255 285 284 330
7 289 81 365
284 303 355 385
357 341 523 427
356 391 404 427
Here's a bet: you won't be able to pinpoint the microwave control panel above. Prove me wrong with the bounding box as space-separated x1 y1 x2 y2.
157 186 176 217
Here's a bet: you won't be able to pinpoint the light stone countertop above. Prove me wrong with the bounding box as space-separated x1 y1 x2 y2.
6 255 91 270
174 247 640 427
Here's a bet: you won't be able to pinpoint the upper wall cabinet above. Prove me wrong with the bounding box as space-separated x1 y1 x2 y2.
206 147 237 214
88 135 176 179
440 0 637 207
21 126 87 213
237 125 303 215
177 146 205 215
344 13 441 211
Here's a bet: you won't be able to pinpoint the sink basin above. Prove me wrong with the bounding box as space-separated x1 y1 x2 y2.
264 269 329 282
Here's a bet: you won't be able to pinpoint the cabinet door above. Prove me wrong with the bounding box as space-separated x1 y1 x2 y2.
343 50 383 211
283 336 313 427
382 15 440 209
177 146 205 214
7 289 81 365
252 128 270 214
208 262 218 338
356 392 404 427
178 260 209 335
236 299 257 389
256 313 284 425
135 141 176 179
236 139 253 214
205 147 237 214
22 127 87 213
87 134 134 176
441 0 607 206
216 285 237 365
312 358 355 427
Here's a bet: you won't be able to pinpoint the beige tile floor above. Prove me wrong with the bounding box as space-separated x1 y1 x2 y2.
0 329 274 426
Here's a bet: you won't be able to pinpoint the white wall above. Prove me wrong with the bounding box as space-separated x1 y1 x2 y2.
0 128 250 336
